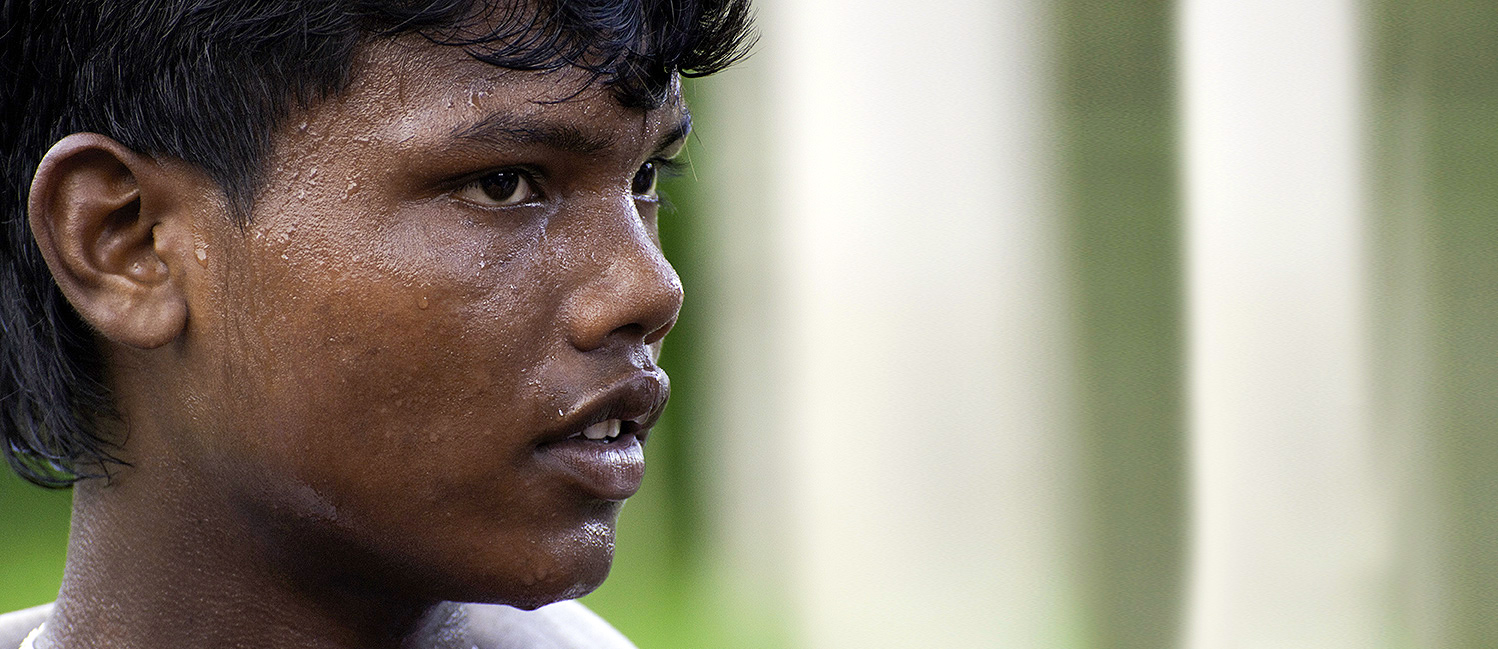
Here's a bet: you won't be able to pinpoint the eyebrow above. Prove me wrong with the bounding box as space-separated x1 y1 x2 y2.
449 109 693 157
451 113 616 154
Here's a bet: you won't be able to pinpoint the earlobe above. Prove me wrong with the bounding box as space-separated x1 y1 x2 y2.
28 133 190 350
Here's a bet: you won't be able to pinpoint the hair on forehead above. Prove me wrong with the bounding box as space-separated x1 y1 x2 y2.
0 0 755 487
431 0 753 109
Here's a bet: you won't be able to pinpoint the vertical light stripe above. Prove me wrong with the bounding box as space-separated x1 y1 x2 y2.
691 38 801 649
709 0 1083 647
1180 1 1395 647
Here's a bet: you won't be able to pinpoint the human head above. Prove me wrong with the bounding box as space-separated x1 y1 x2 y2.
1 0 754 612
0 0 753 486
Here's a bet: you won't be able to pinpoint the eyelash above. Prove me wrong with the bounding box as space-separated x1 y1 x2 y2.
655 157 688 179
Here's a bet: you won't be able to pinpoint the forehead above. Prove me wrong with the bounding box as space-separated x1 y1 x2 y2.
279 35 686 160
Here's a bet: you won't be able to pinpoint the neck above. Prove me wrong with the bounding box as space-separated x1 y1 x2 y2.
42 465 450 649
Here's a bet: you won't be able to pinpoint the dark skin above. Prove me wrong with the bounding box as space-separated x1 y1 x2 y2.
24 34 683 649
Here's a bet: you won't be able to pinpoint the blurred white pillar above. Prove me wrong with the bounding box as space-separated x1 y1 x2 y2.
1180 1 1397 647
700 0 1083 647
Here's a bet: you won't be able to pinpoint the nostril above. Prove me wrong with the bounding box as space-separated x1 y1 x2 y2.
642 314 677 346
611 323 646 341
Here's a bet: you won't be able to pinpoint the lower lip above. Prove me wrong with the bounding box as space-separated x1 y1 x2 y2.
536 433 645 501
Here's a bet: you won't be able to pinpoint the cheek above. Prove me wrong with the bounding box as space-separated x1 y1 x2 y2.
201 205 557 501
182 195 622 603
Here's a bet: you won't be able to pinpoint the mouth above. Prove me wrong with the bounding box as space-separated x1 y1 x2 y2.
568 417 643 443
535 372 669 501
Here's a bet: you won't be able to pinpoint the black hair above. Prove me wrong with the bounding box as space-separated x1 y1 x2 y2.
0 0 754 487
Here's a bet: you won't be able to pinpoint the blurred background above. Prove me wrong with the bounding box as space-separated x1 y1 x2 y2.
5 0 1498 647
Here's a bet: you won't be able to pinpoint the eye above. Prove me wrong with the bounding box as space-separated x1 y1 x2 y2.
456 169 541 207
632 161 660 199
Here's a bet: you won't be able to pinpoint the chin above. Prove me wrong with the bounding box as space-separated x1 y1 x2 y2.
449 520 619 608
497 554 615 610
462 557 614 610
499 576 609 611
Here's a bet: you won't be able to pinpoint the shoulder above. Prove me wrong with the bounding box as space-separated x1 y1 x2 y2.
448 600 636 649
0 604 51 649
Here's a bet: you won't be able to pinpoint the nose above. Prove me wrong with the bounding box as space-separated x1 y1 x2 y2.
563 213 684 353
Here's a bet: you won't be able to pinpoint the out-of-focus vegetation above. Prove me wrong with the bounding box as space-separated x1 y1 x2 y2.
0 469 70 611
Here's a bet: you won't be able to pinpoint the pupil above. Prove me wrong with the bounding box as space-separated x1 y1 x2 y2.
480 172 520 202
632 162 657 195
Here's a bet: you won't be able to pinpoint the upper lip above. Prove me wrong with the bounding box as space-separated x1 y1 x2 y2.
538 370 670 446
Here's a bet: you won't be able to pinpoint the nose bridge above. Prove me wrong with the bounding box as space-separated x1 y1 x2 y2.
564 201 683 352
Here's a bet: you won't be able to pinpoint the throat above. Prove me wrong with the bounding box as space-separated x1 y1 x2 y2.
43 476 445 649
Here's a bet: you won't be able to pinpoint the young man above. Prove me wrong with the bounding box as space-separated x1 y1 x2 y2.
0 1 752 647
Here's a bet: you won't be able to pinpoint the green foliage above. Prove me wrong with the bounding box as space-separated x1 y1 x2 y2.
0 469 70 610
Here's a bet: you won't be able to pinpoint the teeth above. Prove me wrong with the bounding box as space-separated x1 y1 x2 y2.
581 419 621 441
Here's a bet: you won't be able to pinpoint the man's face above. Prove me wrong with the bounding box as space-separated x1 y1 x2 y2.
170 37 684 605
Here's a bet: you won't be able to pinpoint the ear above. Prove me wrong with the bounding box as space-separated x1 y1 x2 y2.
28 133 190 349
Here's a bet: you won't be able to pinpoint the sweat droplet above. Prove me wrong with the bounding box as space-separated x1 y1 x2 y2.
195 247 208 267
418 295 429 310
